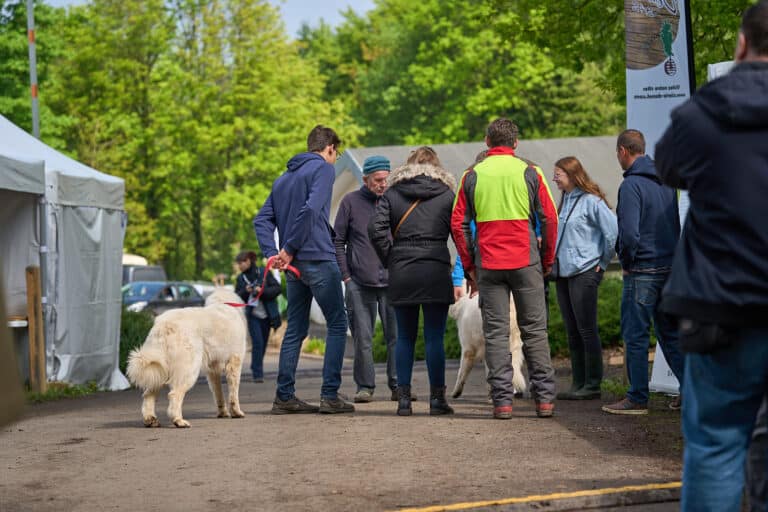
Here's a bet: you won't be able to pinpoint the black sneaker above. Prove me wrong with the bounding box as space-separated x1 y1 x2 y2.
271 396 319 414
319 396 355 414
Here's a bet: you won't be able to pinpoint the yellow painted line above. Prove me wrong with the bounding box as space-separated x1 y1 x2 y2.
394 481 682 512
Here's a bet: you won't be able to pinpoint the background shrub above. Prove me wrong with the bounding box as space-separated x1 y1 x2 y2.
119 309 155 374
372 313 461 363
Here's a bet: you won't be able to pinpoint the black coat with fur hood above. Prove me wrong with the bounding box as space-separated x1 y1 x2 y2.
368 163 456 306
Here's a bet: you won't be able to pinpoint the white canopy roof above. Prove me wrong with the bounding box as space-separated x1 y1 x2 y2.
0 114 124 210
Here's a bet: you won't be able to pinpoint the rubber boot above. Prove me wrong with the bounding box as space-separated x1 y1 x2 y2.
397 385 412 416
572 352 603 400
556 349 586 400
429 386 454 416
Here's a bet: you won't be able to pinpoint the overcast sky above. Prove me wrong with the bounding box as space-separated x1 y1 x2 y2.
43 0 376 38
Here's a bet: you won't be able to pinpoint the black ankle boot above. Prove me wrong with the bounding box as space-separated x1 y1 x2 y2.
397 385 412 416
429 386 454 415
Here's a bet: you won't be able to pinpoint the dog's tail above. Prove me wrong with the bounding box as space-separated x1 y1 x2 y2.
126 332 169 391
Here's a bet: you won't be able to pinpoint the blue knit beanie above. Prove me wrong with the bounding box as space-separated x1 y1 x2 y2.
362 155 390 175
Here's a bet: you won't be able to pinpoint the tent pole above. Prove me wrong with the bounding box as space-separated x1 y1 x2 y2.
26 0 40 138
38 197 51 382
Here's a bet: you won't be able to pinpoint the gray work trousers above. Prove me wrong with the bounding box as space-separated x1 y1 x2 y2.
478 264 556 406
345 280 397 391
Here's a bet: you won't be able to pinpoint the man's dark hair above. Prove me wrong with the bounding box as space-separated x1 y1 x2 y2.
617 129 646 155
741 0 768 56
307 125 341 153
485 118 519 148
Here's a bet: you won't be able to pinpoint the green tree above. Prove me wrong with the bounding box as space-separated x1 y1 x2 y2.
0 0 73 146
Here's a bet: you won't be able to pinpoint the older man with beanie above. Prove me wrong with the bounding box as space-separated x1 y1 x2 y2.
334 155 403 402
654 2 768 508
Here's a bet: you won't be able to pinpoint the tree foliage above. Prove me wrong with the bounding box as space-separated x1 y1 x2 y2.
0 0 752 280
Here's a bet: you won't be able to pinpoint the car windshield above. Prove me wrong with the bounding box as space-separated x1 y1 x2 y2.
122 282 166 300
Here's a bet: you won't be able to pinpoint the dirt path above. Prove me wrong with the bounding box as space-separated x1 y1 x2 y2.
0 353 682 511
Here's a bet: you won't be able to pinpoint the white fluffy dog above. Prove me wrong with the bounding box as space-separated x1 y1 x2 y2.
449 293 527 399
126 289 247 428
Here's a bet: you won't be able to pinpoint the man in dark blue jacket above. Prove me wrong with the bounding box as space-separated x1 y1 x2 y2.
655 2 768 509
254 125 353 415
602 129 684 416
333 156 399 403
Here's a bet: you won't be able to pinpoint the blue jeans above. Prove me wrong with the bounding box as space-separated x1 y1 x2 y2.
682 327 768 512
394 303 449 388
621 273 685 404
246 309 271 379
277 260 347 401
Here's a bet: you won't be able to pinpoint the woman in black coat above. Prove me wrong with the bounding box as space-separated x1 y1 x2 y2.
368 147 456 416
234 251 282 382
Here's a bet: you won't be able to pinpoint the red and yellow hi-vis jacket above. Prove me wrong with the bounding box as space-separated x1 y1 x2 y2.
451 147 558 273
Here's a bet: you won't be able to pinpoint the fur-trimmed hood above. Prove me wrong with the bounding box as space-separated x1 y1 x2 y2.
387 164 456 197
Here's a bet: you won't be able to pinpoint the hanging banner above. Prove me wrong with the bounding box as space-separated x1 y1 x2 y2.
625 0 695 157
625 0 695 395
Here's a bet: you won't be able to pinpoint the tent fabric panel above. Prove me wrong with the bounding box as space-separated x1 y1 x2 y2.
0 153 45 194
52 170 125 211
49 205 128 390
0 190 40 317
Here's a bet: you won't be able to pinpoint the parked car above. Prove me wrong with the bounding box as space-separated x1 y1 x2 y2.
122 281 204 316
122 265 167 285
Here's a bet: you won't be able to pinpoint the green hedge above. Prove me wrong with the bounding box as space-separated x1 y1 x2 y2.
119 308 155 374
372 275 625 362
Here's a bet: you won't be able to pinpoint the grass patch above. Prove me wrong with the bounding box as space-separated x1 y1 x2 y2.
600 377 629 400
26 381 100 403
303 337 326 356
119 308 155 374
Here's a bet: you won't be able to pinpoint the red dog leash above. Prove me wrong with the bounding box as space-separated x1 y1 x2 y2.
225 255 300 308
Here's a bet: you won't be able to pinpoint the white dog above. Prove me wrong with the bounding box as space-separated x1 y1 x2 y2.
126 289 247 428
449 293 527 399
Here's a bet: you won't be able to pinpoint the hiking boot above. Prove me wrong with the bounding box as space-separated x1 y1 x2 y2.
391 388 417 401
668 395 682 411
354 389 374 403
271 396 319 415
536 402 555 418
493 404 513 420
319 396 355 414
602 398 648 415
429 386 454 416
397 385 412 416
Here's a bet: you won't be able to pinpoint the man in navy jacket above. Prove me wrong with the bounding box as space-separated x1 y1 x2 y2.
655 2 768 509
254 125 353 415
602 129 684 416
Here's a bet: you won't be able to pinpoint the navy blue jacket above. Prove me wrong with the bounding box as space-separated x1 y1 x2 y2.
656 61 768 326
615 155 679 272
254 152 336 261
333 186 388 287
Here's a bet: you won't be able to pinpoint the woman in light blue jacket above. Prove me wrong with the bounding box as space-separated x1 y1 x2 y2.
552 156 617 400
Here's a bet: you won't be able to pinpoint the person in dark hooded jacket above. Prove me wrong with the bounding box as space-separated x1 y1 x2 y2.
654 2 768 509
234 251 282 382
368 146 456 417
601 129 685 417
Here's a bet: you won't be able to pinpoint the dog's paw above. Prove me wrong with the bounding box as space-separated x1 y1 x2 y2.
143 416 161 428
217 411 230 418
230 409 245 418
451 389 463 399
173 419 191 428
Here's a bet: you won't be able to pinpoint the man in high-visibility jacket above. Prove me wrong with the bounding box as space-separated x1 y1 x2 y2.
451 118 559 419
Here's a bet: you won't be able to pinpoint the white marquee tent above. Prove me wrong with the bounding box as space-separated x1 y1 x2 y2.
0 114 129 390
